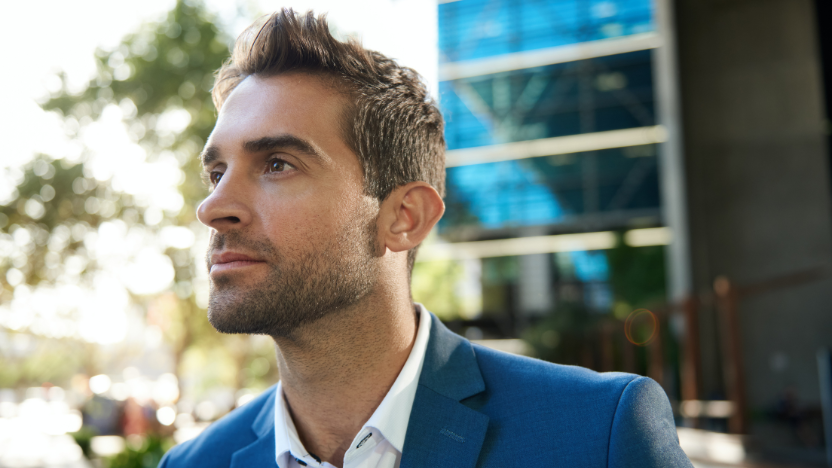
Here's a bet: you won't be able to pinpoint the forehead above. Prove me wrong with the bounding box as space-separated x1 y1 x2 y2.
208 72 352 164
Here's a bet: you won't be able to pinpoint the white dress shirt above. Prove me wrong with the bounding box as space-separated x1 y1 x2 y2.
274 305 432 468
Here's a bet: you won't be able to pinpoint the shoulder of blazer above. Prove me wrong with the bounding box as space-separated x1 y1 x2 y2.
464 343 691 467
471 342 640 399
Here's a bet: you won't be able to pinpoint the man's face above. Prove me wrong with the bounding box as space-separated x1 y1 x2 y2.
196 73 381 337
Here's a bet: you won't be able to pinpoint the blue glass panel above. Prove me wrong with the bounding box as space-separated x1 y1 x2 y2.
441 144 660 231
443 159 564 229
439 0 654 63
440 50 654 151
571 250 610 282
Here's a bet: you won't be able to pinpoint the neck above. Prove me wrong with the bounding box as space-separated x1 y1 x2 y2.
274 289 418 468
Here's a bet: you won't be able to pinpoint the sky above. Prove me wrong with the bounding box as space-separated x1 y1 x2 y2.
0 0 438 172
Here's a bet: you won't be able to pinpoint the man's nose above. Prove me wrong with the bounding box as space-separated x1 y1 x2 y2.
196 171 253 231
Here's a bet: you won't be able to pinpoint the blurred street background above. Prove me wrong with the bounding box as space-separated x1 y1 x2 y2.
1 0 831 466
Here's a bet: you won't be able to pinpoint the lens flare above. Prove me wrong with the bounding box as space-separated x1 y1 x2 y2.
624 308 658 346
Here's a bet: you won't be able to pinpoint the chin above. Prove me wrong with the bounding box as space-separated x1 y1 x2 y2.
205 286 319 338
206 284 272 335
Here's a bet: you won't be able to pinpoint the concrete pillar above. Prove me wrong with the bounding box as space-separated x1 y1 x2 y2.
517 253 553 317
675 0 832 408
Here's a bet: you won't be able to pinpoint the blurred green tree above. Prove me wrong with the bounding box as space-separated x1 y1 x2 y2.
0 0 269 395
411 259 465 320
104 434 172 468
607 232 666 317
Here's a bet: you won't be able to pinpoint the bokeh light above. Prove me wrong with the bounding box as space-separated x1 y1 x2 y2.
88 375 112 395
156 406 176 426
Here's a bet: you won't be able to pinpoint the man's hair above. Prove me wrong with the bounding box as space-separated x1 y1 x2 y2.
212 9 445 275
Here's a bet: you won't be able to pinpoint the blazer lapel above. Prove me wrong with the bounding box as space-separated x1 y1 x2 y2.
400 314 489 468
231 388 279 468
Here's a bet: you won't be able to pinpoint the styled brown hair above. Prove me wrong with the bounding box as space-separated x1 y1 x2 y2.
212 9 445 274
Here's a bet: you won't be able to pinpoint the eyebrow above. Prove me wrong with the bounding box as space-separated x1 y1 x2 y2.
200 134 324 167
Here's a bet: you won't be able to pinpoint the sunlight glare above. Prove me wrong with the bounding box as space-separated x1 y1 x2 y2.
121 247 175 296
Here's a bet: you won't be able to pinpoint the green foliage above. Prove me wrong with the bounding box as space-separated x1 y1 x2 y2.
0 157 118 298
607 232 666 312
411 259 465 320
0 333 85 387
523 301 599 364
70 426 99 460
105 435 173 468
239 336 280 391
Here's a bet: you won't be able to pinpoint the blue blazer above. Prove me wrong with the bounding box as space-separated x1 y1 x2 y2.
160 314 693 467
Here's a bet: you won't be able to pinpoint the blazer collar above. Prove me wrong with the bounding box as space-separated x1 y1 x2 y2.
400 313 489 468
419 312 486 400
231 388 279 468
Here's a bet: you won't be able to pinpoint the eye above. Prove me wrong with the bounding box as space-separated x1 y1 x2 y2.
267 158 294 173
209 171 223 185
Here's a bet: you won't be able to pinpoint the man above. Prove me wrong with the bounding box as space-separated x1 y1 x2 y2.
160 9 693 468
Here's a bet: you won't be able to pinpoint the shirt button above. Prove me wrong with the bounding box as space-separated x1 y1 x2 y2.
356 432 373 449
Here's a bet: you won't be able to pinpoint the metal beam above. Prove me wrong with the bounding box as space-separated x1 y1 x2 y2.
439 33 662 81
446 126 667 167
417 227 670 262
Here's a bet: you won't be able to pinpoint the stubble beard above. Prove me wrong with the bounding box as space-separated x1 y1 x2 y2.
205 212 381 338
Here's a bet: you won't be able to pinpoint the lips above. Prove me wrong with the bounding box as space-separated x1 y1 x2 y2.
209 251 267 274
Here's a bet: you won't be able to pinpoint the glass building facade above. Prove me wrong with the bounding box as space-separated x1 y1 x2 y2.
426 0 668 338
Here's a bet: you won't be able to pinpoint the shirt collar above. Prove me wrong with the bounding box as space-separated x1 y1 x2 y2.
361 303 431 452
274 381 315 466
274 304 432 465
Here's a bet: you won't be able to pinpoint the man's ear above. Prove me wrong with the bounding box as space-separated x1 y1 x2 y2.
378 182 445 253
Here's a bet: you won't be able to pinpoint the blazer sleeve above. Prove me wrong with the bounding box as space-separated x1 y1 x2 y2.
607 376 694 468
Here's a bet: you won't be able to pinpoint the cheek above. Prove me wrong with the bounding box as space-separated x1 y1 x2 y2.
255 194 335 247
253 176 370 245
